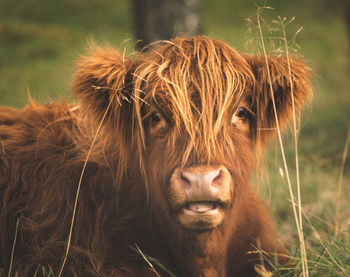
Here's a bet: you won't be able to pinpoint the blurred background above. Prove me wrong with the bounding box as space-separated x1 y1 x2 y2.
0 0 349 274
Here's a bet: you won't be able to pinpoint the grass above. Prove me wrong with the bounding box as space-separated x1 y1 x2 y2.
0 0 349 276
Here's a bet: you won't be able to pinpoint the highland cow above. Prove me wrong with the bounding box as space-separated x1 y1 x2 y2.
0 36 311 276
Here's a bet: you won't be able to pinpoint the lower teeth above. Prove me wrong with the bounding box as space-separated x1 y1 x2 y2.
188 202 215 212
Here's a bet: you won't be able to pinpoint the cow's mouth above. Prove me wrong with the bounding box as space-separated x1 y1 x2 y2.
169 165 233 231
183 201 220 215
178 201 226 231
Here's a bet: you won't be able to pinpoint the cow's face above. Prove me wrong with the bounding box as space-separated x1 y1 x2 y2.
72 36 311 231
139 83 255 231
142 100 254 231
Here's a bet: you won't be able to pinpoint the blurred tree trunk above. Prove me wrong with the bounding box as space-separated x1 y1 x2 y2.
132 0 201 49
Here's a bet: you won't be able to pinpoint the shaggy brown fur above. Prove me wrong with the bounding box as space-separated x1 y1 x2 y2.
0 36 312 276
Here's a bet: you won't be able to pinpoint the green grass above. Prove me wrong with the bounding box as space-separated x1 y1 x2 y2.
0 0 133 106
0 0 349 276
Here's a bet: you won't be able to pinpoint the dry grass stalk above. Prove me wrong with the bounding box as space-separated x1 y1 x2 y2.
334 125 350 239
303 209 348 275
8 218 19 277
133 244 161 277
57 96 116 277
256 7 309 276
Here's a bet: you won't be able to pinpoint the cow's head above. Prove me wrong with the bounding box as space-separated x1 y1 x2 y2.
72 36 311 232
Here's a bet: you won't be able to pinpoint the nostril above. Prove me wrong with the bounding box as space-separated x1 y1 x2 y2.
176 167 229 190
179 172 191 189
212 169 224 187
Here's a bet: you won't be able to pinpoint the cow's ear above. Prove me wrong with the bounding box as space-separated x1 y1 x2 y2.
72 46 134 126
245 55 312 144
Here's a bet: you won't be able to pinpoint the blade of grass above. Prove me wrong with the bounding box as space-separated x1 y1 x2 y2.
280 16 309 277
132 244 162 277
334 125 350 239
8 217 19 277
256 7 309 277
303 208 348 275
58 91 118 277
130 244 177 277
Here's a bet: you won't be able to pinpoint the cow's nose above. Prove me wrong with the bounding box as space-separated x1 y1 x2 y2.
169 165 233 207
179 167 224 190
173 166 232 201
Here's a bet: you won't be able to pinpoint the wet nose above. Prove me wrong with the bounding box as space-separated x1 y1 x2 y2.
169 165 233 214
180 167 224 190
173 166 232 201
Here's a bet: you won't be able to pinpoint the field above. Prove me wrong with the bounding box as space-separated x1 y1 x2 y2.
0 0 349 276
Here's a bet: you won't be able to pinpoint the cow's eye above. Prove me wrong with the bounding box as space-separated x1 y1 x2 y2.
151 111 162 123
148 111 168 137
231 106 252 131
237 107 247 118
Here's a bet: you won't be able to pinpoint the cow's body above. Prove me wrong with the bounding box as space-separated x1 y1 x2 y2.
0 36 311 276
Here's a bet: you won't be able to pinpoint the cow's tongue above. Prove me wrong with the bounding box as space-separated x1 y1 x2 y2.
188 202 215 213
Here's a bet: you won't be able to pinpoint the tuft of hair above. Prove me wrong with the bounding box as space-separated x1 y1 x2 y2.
131 37 257 165
245 55 312 145
71 36 312 181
